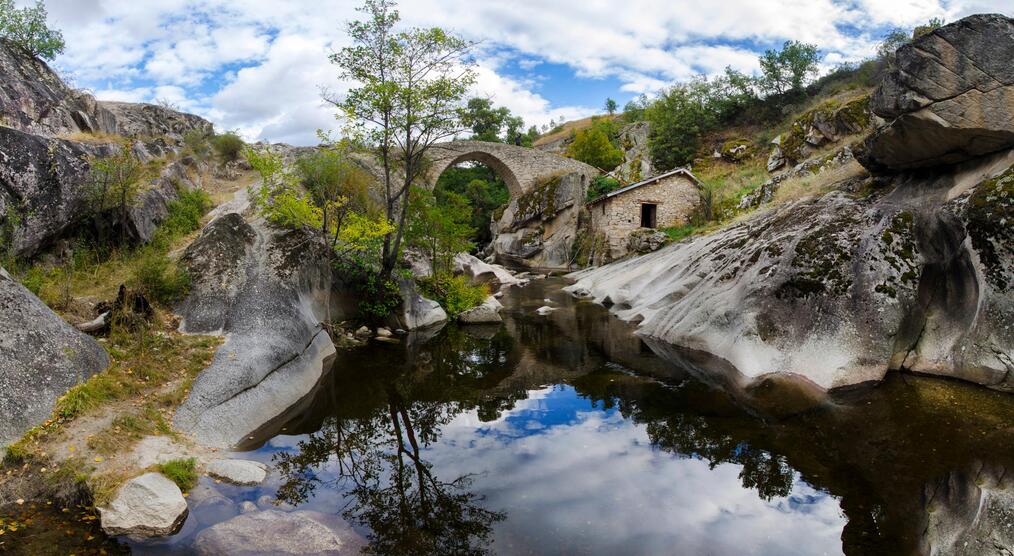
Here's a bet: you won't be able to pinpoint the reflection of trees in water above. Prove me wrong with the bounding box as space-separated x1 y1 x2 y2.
273 384 504 555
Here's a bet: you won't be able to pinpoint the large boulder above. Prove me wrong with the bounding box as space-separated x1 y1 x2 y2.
192 509 365 555
98 473 188 538
920 464 1014 555
0 267 109 449
566 149 1014 398
861 14 1014 172
452 252 520 289
174 212 348 448
390 277 447 331
205 459 268 486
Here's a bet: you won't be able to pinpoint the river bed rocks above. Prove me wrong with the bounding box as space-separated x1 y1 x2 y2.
206 459 269 486
174 212 348 448
193 509 365 556
0 266 110 450
458 295 504 323
98 473 188 538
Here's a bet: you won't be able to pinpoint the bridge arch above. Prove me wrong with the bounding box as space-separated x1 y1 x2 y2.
426 140 599 198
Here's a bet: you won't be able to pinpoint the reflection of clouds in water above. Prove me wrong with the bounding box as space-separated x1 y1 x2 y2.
431 387 846 556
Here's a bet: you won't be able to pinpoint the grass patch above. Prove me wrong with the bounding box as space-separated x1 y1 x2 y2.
157 458 197 492
87 404 174 456
771 159 867 205
57 131 129 146
661 224 699 242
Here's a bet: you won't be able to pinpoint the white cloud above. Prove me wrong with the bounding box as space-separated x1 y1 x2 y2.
42 0 1014 145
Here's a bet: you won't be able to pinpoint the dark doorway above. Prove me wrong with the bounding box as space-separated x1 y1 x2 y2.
640 203 657 228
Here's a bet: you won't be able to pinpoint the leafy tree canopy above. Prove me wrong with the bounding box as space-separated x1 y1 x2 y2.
0 0 64 60
758 40 820 95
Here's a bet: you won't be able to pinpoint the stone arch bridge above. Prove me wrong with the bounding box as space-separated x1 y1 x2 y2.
426 140 600 197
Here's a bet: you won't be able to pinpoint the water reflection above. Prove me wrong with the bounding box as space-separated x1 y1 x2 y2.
252 278 1014 555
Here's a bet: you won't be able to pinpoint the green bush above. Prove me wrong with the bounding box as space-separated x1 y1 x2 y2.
587 176 621 201
152 188 211 248
182 129 212 160
335 255 403 322
662 224 697 242
418 274 488 317
131 249 191 306
158 458 197 491
211 132 245 163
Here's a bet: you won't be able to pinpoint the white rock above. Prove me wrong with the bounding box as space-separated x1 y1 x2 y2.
458 296 504 324
536 305 556 316
238 501 258 514
99 473 188 537
453 252 521 289
375 327 392 337
353 326 371 339
206 459 268 486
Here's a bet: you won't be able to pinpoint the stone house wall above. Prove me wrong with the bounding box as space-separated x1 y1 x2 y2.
589 173 702 259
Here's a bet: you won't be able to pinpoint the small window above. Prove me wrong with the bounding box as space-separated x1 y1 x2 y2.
640 203 657 228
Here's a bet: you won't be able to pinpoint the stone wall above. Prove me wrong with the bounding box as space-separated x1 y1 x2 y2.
589 173 702 259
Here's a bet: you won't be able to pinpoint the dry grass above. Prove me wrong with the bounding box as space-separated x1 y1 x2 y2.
771 158 868 204
57 131 129 146
532 114 617 147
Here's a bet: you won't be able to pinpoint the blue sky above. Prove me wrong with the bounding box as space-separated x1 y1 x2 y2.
35 0 1014 145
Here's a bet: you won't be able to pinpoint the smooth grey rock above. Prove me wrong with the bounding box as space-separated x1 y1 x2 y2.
354 326 371 340
453 252 520 289
390 277 447 331
862 14 1014 171
98 473 188 538
175 215 344 448
239 501 258 514
920 464 1014 555
375 327 392 338
535 305 556 316
193 509 365 556
206 459 268 486
567 149 1014 397
0 267 109 450
458 295 503 324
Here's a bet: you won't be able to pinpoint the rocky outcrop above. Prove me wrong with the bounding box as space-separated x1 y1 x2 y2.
861 14 1014 172
452 252 520 290
0 266 109 450
193 509 365 555
0 39 211 140
567 149 1014 397
626 229 670 254
615 121 653 183
491 172 587 269
741 144 861 209
390 277 448 331
767 95 871 173
98 473 188 538
174 213 349 448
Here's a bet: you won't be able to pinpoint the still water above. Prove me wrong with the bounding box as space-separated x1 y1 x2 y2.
15 277 1014 554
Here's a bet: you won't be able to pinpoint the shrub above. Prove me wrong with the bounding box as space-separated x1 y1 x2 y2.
182 129 212 160
157 458 197 491
131 249 190 306
211 132 245 163
0 0 65 60
418 273 488 317
587 176 621 201
336 256 402 322
566 123 623 171
152 188 211 248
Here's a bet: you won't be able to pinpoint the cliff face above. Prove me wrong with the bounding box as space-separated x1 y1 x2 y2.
566 14 1014 400
0 39 214 257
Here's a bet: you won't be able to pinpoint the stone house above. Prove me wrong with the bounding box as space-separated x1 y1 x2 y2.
587 167 704 259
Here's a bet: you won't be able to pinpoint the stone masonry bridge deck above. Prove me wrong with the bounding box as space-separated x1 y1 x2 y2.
426 140 600 197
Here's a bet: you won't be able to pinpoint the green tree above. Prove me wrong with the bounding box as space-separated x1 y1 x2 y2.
434 164 508 246
758 40 820 95
0 0 64 60
328 0 476 280
460 97 510 142
87 149 144 244
604 97 618 115
406 187 474 275
295 142 375 248
645 78 719 171
566 123 623 171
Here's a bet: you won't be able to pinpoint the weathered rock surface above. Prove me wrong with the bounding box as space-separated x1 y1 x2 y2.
862 14 1014 172
615 121 653 183
491 172 588 269
458 295 504 324
920 464 1014 555
0 39 211 140
98 473 188 538
192 509 365 555
567 149 1014 397
175 213 347 448
390 277 448 331
0 267 109 450
453 252 520 289
626 229 670 254
206 459 268 486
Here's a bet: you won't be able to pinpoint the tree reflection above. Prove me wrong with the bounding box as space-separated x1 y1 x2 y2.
273 384 504 555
